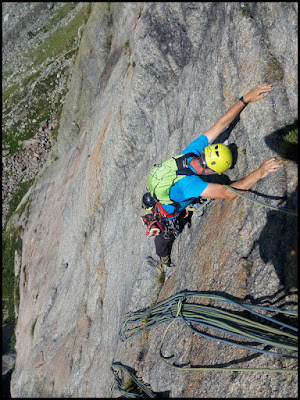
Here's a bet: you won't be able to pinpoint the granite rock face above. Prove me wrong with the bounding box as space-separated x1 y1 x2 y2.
10 3 298 398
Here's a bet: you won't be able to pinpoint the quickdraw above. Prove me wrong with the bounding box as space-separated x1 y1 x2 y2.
162 218 180 239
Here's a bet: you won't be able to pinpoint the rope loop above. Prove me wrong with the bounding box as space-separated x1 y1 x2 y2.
120 291 298 373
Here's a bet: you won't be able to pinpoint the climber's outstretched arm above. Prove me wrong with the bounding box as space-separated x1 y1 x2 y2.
200 157 282 199
204 84 274 144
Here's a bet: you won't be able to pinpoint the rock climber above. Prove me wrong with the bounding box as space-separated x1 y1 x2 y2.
142 84 283 268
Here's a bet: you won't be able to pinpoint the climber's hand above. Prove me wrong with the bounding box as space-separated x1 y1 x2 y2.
257 157 283 179
243 84 274 103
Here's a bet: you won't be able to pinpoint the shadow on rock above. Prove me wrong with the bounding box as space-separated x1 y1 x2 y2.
2 369 12 399
213 115 241 145
168 344 280 370
264 120 298 162
256 188 298 293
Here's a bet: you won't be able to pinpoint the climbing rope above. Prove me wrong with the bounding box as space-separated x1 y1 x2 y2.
110 363 155 398
120 291 298 373
224 185 298 216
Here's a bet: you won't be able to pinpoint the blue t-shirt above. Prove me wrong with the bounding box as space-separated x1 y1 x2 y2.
160 135 209 216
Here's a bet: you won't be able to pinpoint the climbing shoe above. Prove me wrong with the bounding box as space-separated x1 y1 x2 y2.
160 255 172 267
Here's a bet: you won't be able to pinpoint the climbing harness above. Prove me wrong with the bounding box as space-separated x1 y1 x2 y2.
162 217 180 239
110 363 155 398
141 202 182 239
120 291 298 373
224 185 298 216
141 192 213 238
155 204 181 240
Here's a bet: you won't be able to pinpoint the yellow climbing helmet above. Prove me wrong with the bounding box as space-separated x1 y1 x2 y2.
204 143 232 174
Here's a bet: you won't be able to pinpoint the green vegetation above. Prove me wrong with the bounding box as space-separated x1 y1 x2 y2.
284 120 298 145
241 258 253 271
10 333 16 352
281 120 298 161
242 3 253 18
5 179 34 225
3 63 68 154
84 2 92 24
123 40 130 52
2 179 34 324
41 2 77 35
2 3 91 155
2 82 21 105
157 270 165 285
265 57 284 83
51 102 64 143
2 225 23 324
28 4 87 68
123 40 132 68
2 2 92 328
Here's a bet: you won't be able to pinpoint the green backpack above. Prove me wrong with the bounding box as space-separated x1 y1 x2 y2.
148 152 198 207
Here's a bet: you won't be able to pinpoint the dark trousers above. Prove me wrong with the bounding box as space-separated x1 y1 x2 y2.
154 210 192 258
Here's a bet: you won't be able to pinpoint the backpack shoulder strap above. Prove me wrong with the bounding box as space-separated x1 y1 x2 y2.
174 152 198 176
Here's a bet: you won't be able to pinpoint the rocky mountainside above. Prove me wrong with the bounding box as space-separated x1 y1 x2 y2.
2 2 87 226
5 3 298 398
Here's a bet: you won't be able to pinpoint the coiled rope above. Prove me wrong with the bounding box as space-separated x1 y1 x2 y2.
224 185 298 216
120 291 298 373
110 363 155 398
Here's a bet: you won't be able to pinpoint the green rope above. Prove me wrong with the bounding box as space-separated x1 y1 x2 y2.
224 185 298 216
120 291 298 373
110 363 155 398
